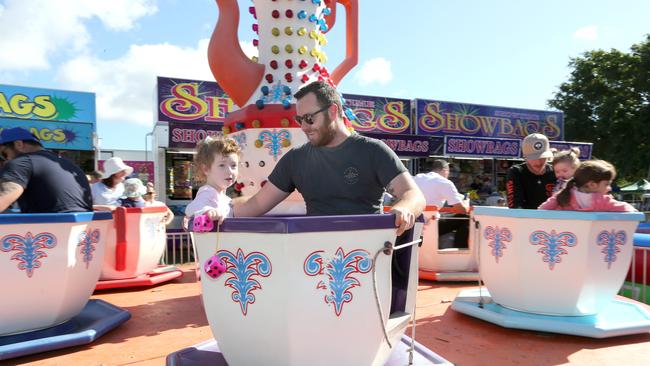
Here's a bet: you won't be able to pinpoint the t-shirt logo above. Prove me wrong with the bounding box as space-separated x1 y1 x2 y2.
343 167 359 185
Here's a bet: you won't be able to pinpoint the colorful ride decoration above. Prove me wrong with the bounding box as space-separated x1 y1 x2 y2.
191 214 422 366
208 0 358 213
100 206 168 280
472 207 644 316
0 212 113 335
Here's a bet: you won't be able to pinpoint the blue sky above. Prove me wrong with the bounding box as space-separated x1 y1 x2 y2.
1 0 649 150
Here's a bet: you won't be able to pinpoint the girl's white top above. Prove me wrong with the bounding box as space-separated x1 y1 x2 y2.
185 185 233 218
91 182 125 206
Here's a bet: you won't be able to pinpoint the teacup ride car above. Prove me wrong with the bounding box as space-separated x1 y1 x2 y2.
166 214 454 366
385 205 478 282
0 212 130 361
95 206 183 290
452 207 650 338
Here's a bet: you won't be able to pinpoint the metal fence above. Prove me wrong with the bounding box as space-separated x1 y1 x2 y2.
620 245 650 305
161 231 196 266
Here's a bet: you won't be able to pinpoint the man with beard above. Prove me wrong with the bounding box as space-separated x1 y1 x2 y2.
506 133 556 209
233 81 425 235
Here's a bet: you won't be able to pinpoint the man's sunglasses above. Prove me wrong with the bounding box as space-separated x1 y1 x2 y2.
294 104 331 126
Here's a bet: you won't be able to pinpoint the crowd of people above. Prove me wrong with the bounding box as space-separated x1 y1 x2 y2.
0 82 636 244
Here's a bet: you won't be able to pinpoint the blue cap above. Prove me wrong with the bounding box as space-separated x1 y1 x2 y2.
0 127 41 145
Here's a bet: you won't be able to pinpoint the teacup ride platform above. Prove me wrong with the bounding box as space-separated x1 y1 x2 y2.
386 205 479 282
452 207 650 338
170 213 452 366
95 206 183 291
0 212 131 361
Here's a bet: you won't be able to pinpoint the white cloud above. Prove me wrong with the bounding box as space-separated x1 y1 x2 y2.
56 39 215 127
573 26 598 41
354 57 393 86
0 0 157 71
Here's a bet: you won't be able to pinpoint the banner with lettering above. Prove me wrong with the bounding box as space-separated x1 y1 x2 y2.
444 135 521 158
363 133 431 157
0 118 94 151
168 122 224 149
343 93 412 134
549 141 592 160
0 84 96 124
157 76 234 124
415 99 563 140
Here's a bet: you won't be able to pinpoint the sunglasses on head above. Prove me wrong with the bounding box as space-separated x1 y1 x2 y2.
294 104 331 126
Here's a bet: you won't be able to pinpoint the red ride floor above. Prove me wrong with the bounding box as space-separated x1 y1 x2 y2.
11 265 650 366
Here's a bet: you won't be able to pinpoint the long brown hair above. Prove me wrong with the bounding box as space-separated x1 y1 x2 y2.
556 160 616 207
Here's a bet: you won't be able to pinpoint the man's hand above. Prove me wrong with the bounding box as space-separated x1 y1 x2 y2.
390 206 415 236
0 180 23 212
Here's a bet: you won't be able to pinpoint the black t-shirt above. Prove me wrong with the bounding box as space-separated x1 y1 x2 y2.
269 134 407 215
0 150 93 213
506 162 555 209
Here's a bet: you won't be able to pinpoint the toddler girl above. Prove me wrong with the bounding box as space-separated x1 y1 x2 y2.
539 160 635 212
551 147 580 193
185 136 241 224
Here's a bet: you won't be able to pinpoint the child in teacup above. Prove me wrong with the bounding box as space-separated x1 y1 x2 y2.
539 160 635 212
185 136 241 224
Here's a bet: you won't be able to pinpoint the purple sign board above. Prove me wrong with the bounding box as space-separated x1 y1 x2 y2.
168 122 223 149
364 133 431 157
343 93 412 134
444 136 521 159
415 99 564 141
157 76 234 124
549 141 593 160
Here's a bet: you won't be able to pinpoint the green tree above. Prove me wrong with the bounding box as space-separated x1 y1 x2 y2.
548 34 650 180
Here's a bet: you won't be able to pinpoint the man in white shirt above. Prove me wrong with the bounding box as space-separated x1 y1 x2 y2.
413 160 470 248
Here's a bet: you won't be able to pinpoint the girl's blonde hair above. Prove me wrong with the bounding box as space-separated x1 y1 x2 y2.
555 160 616 207
193 136 241 183
551 147 581 168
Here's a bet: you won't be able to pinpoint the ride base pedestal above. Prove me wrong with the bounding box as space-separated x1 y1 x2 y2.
95 265 183 291
452 288 650 338
166 335 452 366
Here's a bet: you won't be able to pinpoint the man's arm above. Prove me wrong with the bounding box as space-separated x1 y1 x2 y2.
386 172 426 236
0 180 24 212
232 181 291 217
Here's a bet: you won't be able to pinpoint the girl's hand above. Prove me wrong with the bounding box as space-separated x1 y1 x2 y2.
205 208 226 225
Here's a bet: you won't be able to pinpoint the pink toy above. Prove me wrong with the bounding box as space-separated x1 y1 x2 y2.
204 255 227 279
193 214 214 232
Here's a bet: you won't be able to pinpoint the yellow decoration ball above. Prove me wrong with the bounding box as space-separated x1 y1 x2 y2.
272 27 280 37
255 140 263 148
297 27 307 36
309 30 318 39
298 46 308 54
285 44 294 53
282 139 291 148
284 26 293 36
280 118 290 127
271 45 280 54
252 119 261 128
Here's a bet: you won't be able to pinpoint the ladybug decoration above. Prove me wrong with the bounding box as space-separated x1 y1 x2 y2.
204 254 227 279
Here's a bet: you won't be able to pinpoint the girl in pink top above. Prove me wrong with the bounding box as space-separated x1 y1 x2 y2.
539 160 636 212
185 136 241 224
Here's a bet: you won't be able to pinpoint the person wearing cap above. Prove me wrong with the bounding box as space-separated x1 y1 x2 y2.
0 127 92 213
119 178 147 208
91 157 133 208
506 133 556 209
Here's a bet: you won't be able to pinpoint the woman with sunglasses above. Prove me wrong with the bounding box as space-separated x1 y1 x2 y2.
232 81 425 236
